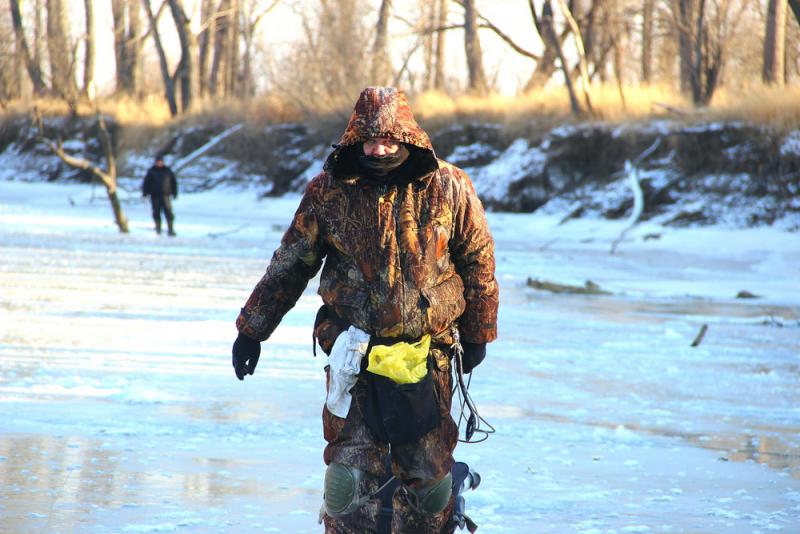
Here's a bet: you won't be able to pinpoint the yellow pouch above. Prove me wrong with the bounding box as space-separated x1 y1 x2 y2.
367 335 431 384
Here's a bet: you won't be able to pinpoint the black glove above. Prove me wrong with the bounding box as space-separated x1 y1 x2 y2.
460 342 486 374
232 332 261 380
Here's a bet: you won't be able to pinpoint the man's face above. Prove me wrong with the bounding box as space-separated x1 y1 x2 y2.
155 159 164 167
363 137 400 157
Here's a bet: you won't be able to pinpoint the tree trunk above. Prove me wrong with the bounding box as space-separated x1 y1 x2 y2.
433 0 449 90
128 0 142 96
47 0 76 98
642 0 654 82
763 0 788 84
371 0 393 85
143 0 178 116
225 0 240 96
463 0 488 94
111 0 127 92
9 0 48 94
542 0 582 115
83 0 96 95
34 0 44 78
524 0 562 90
112 0 142 95
198 0 215 96
167 0 195 111
676 0 695 93
555 0 593 114
209 0 230 96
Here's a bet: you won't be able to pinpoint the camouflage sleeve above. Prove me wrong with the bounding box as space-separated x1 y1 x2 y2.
450 168 499 344
236 179 326 342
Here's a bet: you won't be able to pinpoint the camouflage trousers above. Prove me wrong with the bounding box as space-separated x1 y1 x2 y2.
321 346 459 534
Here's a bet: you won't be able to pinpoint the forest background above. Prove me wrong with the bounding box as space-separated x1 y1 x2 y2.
2 0 800 128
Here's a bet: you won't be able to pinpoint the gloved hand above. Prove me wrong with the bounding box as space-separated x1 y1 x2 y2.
232 332 261 380
460 342 486 374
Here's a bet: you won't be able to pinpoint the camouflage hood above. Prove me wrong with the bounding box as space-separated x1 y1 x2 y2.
324 87 438 182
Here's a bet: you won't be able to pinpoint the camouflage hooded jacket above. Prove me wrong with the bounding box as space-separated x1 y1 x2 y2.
237 87 498 346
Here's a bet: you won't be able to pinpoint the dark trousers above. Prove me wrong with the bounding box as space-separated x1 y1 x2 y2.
321 345 458 533
150 195 175 233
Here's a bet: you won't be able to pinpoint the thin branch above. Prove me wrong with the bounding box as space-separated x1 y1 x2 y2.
450 0 541 60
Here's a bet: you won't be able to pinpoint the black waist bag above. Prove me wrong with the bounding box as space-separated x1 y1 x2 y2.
363 358 440 445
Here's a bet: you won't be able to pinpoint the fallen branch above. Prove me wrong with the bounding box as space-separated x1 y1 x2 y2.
610 138 662 254
207 224 248 239
691 324 708 347
652 102 689 116
526 278 611 295
172 124 243 174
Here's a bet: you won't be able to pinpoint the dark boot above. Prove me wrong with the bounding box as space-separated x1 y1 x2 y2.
167 220 176 237
155 221 162 235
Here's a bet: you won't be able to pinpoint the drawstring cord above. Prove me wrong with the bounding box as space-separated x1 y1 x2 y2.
451 329 495 444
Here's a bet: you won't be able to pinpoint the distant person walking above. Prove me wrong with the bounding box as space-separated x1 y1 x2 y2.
142 157 178 236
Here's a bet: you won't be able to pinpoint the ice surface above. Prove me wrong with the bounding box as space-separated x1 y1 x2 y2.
0 179 798 533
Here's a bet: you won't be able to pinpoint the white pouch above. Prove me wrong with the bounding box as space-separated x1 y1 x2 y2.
325 326 370 418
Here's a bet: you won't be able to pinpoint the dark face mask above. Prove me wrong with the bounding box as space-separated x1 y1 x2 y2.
357 145 410 176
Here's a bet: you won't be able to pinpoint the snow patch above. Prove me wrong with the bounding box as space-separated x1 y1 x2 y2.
780 130 800 157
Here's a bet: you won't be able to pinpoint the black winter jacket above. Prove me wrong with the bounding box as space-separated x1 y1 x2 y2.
143 165 178 198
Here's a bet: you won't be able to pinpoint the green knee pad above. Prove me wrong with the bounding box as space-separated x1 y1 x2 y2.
323 463 372 517
405 472 453 516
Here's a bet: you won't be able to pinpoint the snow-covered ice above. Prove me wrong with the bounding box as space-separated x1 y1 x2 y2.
0 179 798 533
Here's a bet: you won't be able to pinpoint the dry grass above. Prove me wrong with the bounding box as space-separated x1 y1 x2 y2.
3 82 799 135
414 84 693 124
179 94 307 128
708 83 800 132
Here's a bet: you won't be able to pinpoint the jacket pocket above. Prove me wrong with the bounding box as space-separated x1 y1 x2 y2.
420 275 466 335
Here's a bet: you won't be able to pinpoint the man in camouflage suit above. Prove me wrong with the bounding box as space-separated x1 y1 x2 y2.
231 87 498 533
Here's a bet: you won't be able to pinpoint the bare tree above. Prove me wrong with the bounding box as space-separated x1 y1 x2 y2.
371 0 393 84
209 0 232 96
112 0 143 95
225 0 241 95
1 12 22 102
670 0 748 105
763 0 788 84
555 0 594 113
642 0 655 82
463 0 488 94
433 0 450 90
9 0 47 94
269 0 371 111
198 0 215 96
542 0 582 115
525 0 569 90
143 0 178 115
241 0 280 96
167 0 196 111
82 0 95 96
34 108 129 233
46 0 77 100
675 0 695 92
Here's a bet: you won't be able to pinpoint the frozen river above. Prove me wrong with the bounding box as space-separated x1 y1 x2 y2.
1 181 799 533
